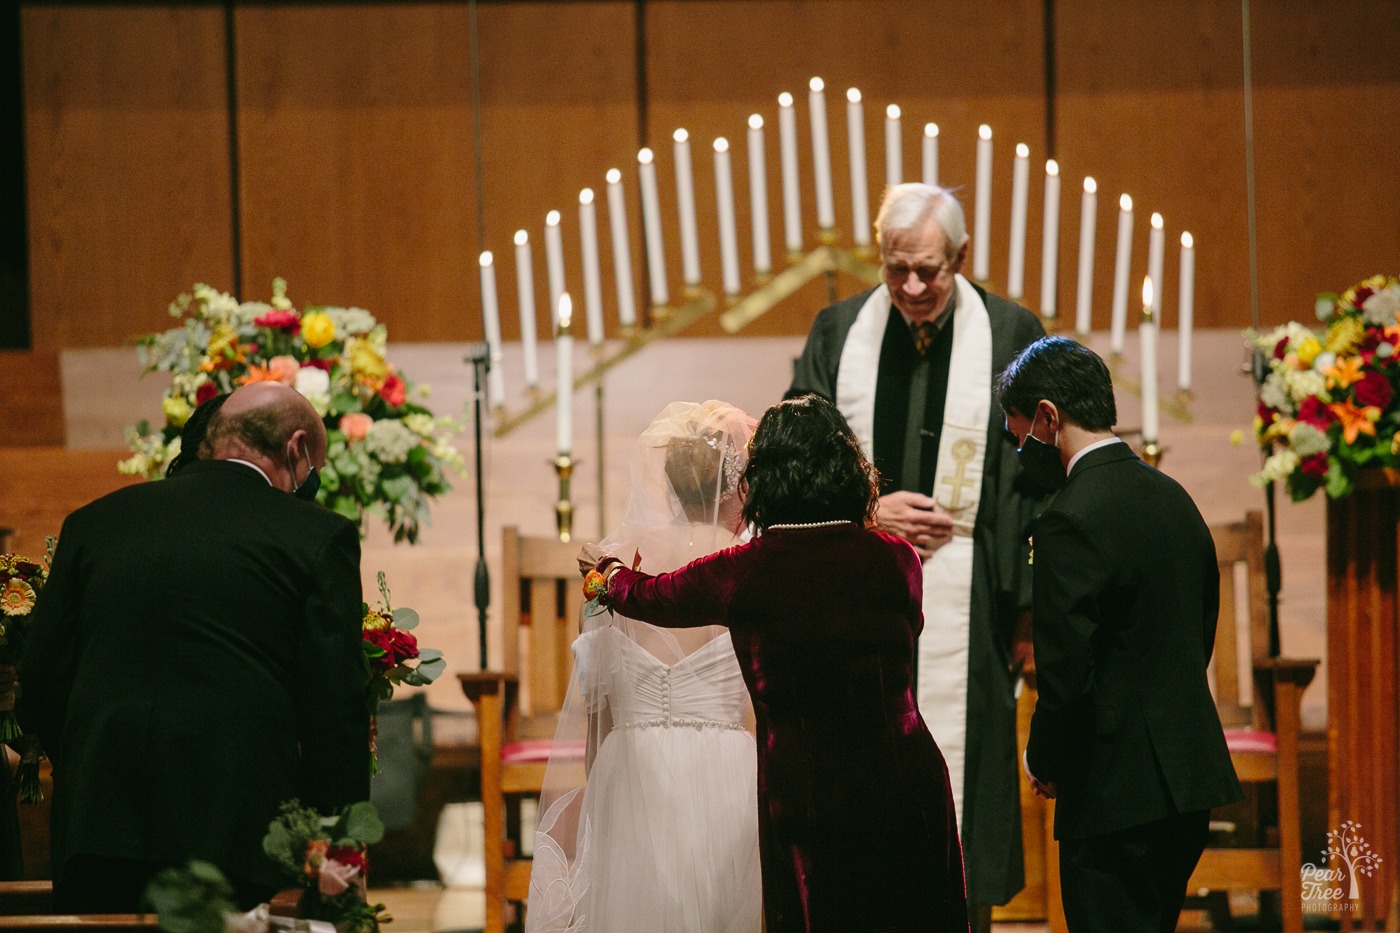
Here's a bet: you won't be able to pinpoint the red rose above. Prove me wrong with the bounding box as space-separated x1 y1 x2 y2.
1273 337 1289 360
195 381 220 405
1353 287 1374 308
363 629 397 672
254 309 301 333
388 628 419 665
303 358 333 372
1300 454 1329 478
1354 371 1394 410
326 845 368 874
1296 396 1335 427
1257 401 1277 425
380 373 407 408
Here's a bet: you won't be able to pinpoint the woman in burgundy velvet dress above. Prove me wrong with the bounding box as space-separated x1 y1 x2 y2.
584 394 968 933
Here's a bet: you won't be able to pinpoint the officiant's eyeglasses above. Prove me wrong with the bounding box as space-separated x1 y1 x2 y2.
883 261 951 284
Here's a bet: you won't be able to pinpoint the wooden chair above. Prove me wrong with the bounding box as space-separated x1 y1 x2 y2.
1034 511 1318 933
0 884 156 932
1186 510 1318 932
459 527 584 933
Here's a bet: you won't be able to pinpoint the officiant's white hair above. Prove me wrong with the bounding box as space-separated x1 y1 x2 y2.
875 182 969 256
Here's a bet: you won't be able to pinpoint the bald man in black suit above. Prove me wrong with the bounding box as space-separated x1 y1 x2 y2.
22 382 370 911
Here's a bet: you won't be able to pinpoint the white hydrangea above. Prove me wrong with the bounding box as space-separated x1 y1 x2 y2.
324 306 378 337
1362 287 1400 326
1260 374 1294 413
238 301 273 326
1285 369 1326 405
1286 422 1330 457
1316 296 1336 321
193 284 241 323
402 413 436 437
364 418 418 464
1251 449 1300 487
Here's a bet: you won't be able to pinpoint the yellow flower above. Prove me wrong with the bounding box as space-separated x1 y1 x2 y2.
162 394 193 428
1324 316 1364 355
363 608 391 632
349 339 388 389
1295 337 1322 367
1230 429 1245 445
0 555 14 574
1 579 36 617
301 312 336 349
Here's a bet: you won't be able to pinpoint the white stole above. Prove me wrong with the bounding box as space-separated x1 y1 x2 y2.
835 274 993 829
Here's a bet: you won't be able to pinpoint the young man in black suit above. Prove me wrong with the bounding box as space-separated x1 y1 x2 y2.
997 337 1242 932
21 382 370 911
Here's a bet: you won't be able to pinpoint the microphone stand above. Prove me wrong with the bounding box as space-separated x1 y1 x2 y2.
465 343 491 670
1251 347 1283 657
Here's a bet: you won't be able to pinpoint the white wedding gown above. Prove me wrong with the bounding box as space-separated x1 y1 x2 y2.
528 625 762 933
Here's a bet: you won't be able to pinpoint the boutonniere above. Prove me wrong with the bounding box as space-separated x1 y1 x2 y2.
1027 534 1034 567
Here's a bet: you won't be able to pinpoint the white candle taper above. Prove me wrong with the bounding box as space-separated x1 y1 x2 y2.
1074 177 1098 336
578 189 605 346
973 124 993 282
922 123 939 186
778 92 803 254
1178 231 1196 392
713 137 741 296
747 115 772 275
1140 277 1159 444
846 89 870 247
637 148 669 307
1147 212 1165 320
1110 193 1134 356
478 251 506 408
514 230 540 389
885 104 902 188
544 210 566 324
1007 142 1030 300
808 77 835 230
555 292 573 455
673 128 701 287
1040 160 1061 319
604 169 638 329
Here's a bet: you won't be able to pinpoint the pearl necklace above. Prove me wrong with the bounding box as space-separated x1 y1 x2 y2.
765 520 853 530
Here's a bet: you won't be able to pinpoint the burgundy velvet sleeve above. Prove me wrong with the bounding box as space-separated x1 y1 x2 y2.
881 531 926 639
606 546 743 628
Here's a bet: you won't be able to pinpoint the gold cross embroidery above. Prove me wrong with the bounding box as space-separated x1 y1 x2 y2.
939 438 978 510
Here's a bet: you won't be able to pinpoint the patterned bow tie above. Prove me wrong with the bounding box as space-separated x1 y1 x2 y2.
911 320 938 357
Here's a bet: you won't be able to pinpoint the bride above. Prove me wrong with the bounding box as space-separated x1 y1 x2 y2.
525 400 762 933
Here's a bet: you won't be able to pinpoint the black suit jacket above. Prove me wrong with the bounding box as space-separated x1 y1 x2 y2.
1026 442 1242 840
20 460 371 888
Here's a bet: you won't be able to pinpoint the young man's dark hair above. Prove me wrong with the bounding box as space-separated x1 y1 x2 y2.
996 336 1117 431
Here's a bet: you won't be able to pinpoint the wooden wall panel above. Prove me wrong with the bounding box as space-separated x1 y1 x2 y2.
22 6 233 350
1251 1 1400 326
236 4 479 341
646 0 1047 339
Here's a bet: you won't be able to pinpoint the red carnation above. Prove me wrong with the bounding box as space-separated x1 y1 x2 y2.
302 358 333 372
380 373 407 408
254 309 301 333
1354 371 1394 410
1300 454 1329 478
1273 337 1289 360
1257 401 1277 425
1296 396 1335 428
195 381 220 405
1352 287 1374 308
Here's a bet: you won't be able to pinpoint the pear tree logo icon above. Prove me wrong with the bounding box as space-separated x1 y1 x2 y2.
1326 821 1383 900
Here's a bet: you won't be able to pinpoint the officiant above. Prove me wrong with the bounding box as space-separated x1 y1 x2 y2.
787 182 1044 926
20 382 370 912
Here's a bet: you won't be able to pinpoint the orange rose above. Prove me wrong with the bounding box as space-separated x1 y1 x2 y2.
340 413 374 441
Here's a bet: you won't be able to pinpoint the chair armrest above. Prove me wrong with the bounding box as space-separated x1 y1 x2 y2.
1254 656 1319 690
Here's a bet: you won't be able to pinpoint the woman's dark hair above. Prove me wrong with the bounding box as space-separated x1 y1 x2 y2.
741 394 880 530
165 392 229 477
996 336 1117 432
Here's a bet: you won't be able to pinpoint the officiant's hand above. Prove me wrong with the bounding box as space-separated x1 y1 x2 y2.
877 491 955 559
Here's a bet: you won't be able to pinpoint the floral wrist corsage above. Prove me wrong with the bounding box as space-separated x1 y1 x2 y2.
582 558 622 603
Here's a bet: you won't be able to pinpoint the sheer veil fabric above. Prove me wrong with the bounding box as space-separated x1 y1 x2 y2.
526 401 762 933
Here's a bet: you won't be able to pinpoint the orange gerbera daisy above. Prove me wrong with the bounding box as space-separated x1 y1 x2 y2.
1327 400 1380 445
1 579 36 617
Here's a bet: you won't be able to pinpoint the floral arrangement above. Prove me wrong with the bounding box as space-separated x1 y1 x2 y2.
1250 274 1400 501
122 279 464 543
145 800 388 933
0 541 55 802
363 572 443 772
263 800 387 933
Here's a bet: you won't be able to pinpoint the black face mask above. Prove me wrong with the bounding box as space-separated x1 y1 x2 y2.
1017 413 1067 491
290 445 322 502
